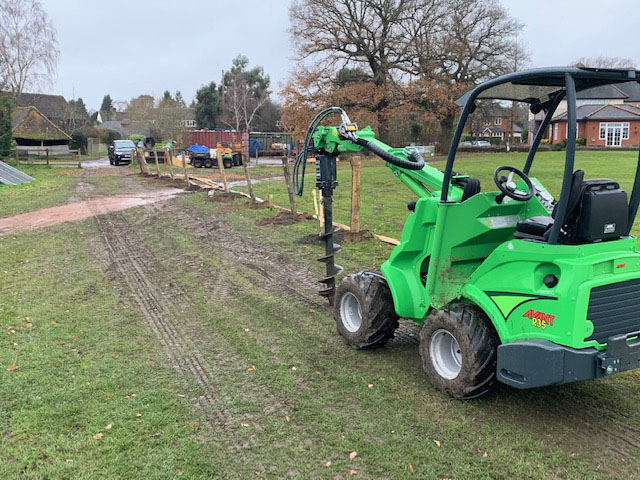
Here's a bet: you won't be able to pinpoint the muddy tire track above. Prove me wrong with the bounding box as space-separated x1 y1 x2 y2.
83 194 288 452
159 201 420 345
162 200 640 462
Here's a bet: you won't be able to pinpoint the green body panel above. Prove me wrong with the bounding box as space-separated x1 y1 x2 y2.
313 124 640 352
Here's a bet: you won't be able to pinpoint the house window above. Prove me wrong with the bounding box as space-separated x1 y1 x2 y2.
599 123 606 140
553 124 558 141
623 123 630 139
495 117 502 125
483 119 490 126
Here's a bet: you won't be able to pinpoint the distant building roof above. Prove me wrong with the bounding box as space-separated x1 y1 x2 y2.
576 84 627 100
617 81 640 102
11 106 71 141
554 103 640 122
98 120 124 133
4 92 71 121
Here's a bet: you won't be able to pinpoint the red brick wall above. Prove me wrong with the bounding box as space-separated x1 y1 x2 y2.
551 120 640 146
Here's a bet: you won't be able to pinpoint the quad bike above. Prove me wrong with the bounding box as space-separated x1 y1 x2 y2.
293 67 640 399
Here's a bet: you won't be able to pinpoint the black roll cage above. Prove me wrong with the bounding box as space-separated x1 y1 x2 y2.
442 67 640 245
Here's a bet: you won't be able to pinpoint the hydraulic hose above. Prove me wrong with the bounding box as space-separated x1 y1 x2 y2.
352 137 425 170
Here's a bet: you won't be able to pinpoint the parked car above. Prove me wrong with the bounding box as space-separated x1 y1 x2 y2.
109 140 135 166
460 140 491 148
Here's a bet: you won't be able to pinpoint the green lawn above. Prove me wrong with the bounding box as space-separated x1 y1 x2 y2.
0 166 82 217
0 222 215 479
237 150 640 239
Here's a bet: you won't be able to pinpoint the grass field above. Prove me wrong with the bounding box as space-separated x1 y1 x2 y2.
3 152 640 478
0 166 83 217
237 150 640 239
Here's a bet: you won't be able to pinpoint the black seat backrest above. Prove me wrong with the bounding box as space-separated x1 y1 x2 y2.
452 177 481 202
553 169 584 221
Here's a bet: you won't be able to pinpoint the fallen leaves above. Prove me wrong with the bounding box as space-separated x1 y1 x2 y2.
349 451 358 460
135 413 142 418
324 461 332 467
92 432 103 440
113 354 120 359
285 415 290 422
434 440 441 447
105 423 113 430
291 366 297 371
6 365 18 371
247 365 256 372
348 469 358 475
408 463 414 472
367 384 373 389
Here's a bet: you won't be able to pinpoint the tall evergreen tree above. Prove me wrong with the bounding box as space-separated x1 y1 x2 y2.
0 97 13 157
194 82 221 129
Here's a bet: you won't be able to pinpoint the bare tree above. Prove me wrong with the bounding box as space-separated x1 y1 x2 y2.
221 55 270 132
290 0 432 140
409 0 523 149
0 0 59 98
572 56 636 69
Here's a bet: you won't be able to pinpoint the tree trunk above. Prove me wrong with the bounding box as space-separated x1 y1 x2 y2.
439 113 457 155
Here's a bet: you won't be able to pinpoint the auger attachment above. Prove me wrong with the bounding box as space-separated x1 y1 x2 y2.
315 154 343 303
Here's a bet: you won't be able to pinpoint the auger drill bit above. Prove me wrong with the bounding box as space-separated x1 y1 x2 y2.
315 155 342 304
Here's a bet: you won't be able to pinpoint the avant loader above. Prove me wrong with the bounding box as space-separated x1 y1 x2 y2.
294 67 640 399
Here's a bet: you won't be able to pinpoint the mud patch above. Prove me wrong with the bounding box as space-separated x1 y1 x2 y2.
206 191 246 203
0 188 184 236
257 210 314 226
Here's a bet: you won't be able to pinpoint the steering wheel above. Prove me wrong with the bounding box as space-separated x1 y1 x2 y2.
493 166 534 202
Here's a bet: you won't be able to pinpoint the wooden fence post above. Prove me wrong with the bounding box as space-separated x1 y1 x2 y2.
281 157 296 214
77 149 81 168
216 149 228 192
153 149 161 176
241 136 255 201
350 155 362 233
181 149 189 187
166 147 174 180
14 148 18 166
46 148 49 167
136 147 145 174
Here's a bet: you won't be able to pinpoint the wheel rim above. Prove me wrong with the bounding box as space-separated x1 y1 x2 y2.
340 292 362 333
429 329 462 380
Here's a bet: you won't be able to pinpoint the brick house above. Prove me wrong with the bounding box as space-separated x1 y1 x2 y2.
550 103 640 147
529 81 640 146
472 105 522 141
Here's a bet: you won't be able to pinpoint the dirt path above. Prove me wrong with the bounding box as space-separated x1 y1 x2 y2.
0 188 183 237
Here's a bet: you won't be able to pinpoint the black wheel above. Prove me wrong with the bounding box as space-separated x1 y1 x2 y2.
233 154 241 166
114 158 119 166
193 158 203 168
204 158 213 168
419 304 497 399
333 272 399 349
223 158 233 169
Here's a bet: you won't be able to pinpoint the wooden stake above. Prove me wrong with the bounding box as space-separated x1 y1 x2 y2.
350 155 362 233
46 148 49 167
137 147 144 174
281 157 296 214
181 150 189 187
166 147 174 180
77 149 81 168
153 149 161 176
312 188 322 234
216 149 228 192
14 148 18 166
241 136 255 201
267 194 273 209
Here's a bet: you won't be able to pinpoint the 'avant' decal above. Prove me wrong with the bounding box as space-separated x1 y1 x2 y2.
485 291 557 321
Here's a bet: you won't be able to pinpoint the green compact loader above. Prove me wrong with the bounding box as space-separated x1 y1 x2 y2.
293 67 640 399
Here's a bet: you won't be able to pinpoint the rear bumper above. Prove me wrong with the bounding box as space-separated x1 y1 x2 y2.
497 332 640 389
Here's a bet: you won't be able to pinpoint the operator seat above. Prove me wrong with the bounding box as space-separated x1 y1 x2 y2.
513 170 628 244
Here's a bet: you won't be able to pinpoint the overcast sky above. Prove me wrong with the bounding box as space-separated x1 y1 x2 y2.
40 0 640 111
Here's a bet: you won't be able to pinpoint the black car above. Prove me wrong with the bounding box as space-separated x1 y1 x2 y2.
109 140 135 166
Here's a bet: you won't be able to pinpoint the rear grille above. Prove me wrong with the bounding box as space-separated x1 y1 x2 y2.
586 278 640 344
